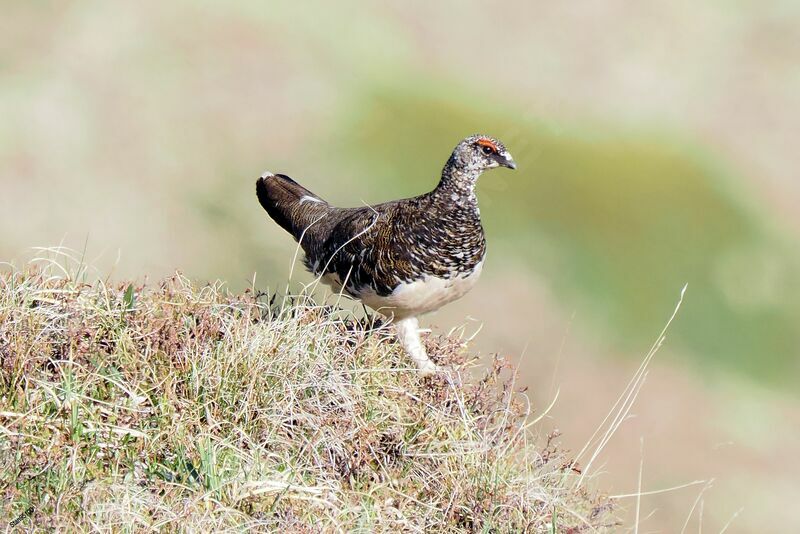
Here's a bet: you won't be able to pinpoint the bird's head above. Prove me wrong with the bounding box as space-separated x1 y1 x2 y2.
450 134 516 173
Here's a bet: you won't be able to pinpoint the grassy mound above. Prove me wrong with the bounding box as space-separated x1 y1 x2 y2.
0 261 614 531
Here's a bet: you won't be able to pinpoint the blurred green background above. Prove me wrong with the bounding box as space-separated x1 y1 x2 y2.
2 1 799 531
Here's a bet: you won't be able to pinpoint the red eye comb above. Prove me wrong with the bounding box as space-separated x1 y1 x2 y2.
476 138 498 152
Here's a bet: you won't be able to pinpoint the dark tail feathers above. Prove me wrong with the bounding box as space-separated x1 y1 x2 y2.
256 173 329 241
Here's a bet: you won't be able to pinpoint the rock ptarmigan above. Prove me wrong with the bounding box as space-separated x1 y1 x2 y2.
256 134 515 376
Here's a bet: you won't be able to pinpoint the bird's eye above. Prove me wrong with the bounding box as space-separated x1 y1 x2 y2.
481 145 494 155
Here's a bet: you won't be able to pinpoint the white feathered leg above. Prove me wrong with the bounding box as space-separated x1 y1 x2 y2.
395 317 438 376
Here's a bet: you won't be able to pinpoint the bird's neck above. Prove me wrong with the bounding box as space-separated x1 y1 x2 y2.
433 158 482 212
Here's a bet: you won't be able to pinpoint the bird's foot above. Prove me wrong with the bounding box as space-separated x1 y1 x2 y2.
415 358 440 377
416 362 464 387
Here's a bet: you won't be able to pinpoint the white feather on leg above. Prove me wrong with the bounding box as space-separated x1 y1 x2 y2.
394 316 438 376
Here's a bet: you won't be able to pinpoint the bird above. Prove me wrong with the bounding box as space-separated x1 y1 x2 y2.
256 134 516 376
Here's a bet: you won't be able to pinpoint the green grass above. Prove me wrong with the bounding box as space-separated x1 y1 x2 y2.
0 253 614 532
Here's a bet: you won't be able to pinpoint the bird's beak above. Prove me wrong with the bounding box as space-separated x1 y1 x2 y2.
499 151 516 170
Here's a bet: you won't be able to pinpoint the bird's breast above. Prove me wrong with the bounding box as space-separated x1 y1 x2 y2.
357 260 484 319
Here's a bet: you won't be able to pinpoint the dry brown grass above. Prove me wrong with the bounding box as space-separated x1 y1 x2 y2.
0 250 615 532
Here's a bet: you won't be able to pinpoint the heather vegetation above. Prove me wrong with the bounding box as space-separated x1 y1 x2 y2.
1 256 615 531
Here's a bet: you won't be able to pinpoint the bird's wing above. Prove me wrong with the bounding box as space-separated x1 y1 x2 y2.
306 203 418 296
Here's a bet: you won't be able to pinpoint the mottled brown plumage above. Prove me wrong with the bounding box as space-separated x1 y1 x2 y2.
256 134 515 375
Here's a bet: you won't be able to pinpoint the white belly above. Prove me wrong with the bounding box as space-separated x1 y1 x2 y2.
356 261 484 319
